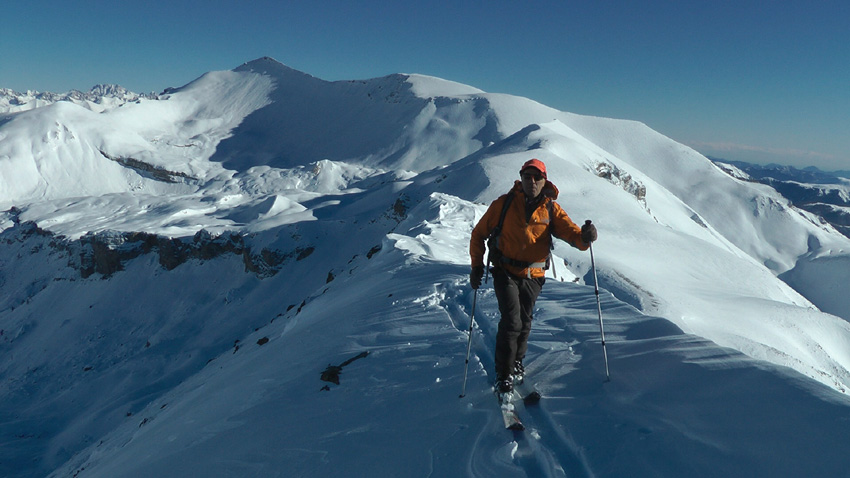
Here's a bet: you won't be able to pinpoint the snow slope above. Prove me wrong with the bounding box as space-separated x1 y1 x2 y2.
2 57 850 477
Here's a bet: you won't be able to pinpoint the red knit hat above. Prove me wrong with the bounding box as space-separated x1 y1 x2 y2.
520 158 547 178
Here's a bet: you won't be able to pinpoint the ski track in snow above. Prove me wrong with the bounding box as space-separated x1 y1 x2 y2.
442 275 594 478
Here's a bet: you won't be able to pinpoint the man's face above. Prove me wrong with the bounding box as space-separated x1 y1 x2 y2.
521 168 545 198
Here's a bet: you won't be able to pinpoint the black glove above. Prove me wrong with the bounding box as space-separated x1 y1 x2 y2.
581 220 598 243
470 265 485 289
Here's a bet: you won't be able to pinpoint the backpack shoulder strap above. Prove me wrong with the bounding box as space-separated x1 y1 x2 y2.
545 199 561 278
497 192 515 232
485 191 515 266
547 199 555 248
488 191 514 241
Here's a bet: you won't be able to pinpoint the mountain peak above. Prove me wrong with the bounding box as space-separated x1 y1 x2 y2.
234 57 323 83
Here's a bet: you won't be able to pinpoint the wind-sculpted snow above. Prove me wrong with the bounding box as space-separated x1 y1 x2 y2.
2 58 850 477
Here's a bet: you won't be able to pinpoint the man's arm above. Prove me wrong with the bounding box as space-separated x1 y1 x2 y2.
550 201 590 251
469 197 503 267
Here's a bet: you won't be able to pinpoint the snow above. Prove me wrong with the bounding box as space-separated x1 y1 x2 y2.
2 57 850 477
406 73 486 98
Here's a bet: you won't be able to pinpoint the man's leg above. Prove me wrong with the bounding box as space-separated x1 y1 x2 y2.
493 269 522 381
515 277 544 366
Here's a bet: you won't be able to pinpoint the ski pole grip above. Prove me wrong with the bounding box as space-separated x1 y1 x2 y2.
585 219 592 226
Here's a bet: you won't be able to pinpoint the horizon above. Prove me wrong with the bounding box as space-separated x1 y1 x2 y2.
2 0 848 172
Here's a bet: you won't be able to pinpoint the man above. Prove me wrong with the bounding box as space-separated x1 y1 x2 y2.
469 158 597 394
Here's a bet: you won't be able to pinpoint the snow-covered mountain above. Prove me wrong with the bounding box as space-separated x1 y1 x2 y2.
713 158 850 239
2 57 850 477
0 85 155 114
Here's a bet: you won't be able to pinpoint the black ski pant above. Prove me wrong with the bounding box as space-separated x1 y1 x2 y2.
492 267 544 380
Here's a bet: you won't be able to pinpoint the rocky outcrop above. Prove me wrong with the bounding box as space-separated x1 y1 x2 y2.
594 161 647 208
77 229 316 279
0 219 312 279
98 150 196 184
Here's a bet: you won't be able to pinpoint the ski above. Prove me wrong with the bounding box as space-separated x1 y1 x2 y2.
514 380 541 404
493 378 540 431
496 390 525 431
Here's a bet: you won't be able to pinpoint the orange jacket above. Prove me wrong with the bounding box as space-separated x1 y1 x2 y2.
470 180 588 278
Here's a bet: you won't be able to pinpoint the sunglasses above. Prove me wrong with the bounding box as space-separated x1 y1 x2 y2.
521 172 544 181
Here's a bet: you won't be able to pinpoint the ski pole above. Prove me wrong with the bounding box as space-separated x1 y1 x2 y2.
460 266 489 398
586 220 611 381
459 288 478 398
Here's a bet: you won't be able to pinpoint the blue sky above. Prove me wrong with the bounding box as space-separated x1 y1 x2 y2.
2 0 848 170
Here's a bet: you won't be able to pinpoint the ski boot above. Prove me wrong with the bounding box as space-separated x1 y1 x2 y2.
513 360 525 385
494 374 514 404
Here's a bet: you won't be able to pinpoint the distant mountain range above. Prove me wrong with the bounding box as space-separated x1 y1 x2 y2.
0 85 157 114
712 158 850 238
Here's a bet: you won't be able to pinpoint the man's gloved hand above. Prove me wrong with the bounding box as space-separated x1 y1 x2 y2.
581 221 598 244
470 265 485 289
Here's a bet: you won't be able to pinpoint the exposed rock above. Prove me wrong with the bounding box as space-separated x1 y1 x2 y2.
594 161 647 207
320 351 369 386
99 150 196 184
